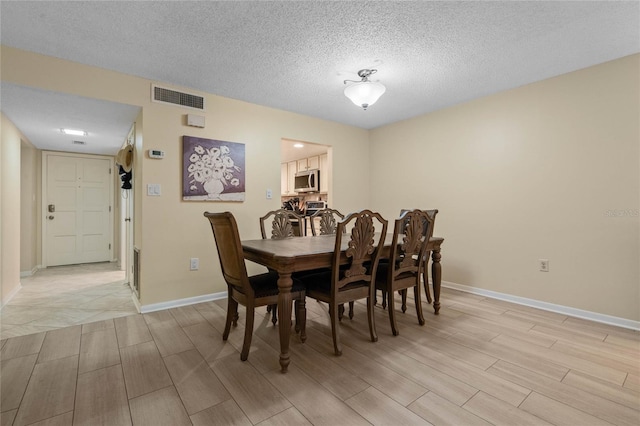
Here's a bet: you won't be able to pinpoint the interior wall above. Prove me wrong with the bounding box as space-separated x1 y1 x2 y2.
1 113 25 305
20 141 39 274
370 54 640 322
1 46 371 307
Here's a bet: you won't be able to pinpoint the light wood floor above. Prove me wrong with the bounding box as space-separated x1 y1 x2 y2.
1 287 638 426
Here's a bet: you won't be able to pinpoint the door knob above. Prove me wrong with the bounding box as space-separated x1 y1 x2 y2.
48 215 54 220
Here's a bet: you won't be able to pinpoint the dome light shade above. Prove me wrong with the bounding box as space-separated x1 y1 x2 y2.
343 69 386 110
344 81 386 110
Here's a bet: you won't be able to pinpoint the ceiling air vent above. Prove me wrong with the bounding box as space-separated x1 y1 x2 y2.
151 84 205 111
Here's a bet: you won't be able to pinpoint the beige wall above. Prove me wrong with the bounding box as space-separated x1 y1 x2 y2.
20 142 40 274
370 54 640 321
1 46 371 307
1 114 25 305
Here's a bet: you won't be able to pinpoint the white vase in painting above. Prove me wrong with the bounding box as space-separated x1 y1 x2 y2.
204 178 224 198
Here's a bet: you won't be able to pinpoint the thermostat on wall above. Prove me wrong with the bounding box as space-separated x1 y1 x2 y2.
148 149 165 159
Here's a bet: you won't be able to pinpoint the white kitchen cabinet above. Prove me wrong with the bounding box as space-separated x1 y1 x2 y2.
297 158 308 172
281 162 289 195
307 155 319 170
287 161 297 194
319 153 328 194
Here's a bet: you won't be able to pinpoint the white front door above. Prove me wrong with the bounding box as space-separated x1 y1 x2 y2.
44 152 113 266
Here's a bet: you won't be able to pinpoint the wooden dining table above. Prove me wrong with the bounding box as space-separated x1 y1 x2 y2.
242 233 444 372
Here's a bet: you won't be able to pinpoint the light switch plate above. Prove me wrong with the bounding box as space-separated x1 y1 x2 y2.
147 184 161 196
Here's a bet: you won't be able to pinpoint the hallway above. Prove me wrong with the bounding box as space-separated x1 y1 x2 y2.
1 262 138 339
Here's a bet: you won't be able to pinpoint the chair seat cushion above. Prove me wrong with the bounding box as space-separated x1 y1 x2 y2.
375 262 416 289
302 269 368 294
235 271 305 298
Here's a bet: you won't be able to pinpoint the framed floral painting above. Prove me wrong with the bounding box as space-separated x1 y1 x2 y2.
182 136 245 201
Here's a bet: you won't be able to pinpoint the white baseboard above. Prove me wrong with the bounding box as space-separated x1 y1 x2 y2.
134 282 639 331
1 283 23 308
131 292 141 312
20 265 41 278
441 281 640 331
139 291 228 314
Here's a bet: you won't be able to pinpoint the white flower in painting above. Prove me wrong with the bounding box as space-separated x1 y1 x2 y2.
224 172 233 180
223 156 234 168
211 163 225 180
190 185 197 191
193 170 205 182
189 153 199 163
230 178 240 186
212 158 223 169
209 147 221 158
221 146 230 155
187 164 196 173
195 160 204 170
194 145 205 155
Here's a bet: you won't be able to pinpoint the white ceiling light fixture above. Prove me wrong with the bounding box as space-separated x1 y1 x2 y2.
61 128 88 136
343 69 386 110
294 143 304 148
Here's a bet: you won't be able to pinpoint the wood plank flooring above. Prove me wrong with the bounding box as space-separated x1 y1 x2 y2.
1 287 638 425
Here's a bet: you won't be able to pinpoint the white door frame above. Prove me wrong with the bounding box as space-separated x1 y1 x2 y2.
41 151 115 267
122 124 136 293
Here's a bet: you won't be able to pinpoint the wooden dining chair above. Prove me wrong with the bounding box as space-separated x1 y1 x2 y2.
375 209 434 336
399 208 439 308
299 209 388 355
259 208 306 324
309 208 345 236
308 207 355 319
204 211 306 361
260 208 306 239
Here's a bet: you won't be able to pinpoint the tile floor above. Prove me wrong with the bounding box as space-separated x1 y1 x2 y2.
1 262 138 339
1 288 638 426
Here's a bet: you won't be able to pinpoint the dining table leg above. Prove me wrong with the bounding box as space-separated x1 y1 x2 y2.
277 272 293 372
431 247 442 314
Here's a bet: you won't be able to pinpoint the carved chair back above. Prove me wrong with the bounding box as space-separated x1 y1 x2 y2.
332 209 388 295
399 209 438 237
389 209 435 280
260 208 306 239
309 208 345 236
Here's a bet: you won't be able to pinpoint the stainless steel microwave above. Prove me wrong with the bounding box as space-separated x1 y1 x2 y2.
294 169 320 193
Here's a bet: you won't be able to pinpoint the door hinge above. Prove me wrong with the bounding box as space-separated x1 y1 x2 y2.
109 243 111 250
109 168 112 175
109 206 111 212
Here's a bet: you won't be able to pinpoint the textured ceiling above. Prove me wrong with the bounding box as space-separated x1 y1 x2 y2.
1 1 638 155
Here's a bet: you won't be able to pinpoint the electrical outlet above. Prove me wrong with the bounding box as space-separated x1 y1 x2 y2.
190 258 199 271
266 189 273 199
539 259 549 272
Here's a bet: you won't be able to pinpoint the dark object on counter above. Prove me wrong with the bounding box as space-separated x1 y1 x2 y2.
283 197 304 215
